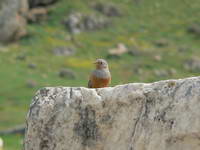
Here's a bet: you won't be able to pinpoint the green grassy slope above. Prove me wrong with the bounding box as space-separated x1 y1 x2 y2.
0 0 200 149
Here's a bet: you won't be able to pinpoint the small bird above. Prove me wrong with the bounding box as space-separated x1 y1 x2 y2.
88 59 111 88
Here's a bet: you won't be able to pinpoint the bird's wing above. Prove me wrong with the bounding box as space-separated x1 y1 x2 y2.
88 80 92 88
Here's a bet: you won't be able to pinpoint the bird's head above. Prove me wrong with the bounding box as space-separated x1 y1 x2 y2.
94 59 108 69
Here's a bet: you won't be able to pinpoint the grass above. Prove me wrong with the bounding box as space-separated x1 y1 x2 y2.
0 0 200 149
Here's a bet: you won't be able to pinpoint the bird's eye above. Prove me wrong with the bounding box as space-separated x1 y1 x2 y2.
100 62 103 64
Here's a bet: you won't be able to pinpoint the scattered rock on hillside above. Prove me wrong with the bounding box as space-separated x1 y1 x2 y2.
133 67 144 75
153 55 162 62
26 80 37 88
154 68 177 77
0 124 25 135
92 2 122 17
154 69 169 77
168 68 177 76
154 39 169 47
184 57 200 72
28 63 37 69
187 24 200 36
52 46 76 56
27 7 48 23
0 0 28 43
59 69 76 79
16 54 27 61
128 47 142 56
63 12 111 34
29 0 59 8
178 46 188 53
107 43 128 58
63 13 83 34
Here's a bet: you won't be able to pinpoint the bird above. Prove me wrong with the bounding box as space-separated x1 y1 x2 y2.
88 59 111 88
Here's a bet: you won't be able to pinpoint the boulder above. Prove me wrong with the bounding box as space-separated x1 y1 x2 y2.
0 124 25 135
25 76 200 150
26 80 37 88
28 63 37 69
92 2 122 17
63 12 111 34
52 46 76 56
0 0 28 43
58 69 76 80
184 57 200 72
154 39 169 47
29 0 59 8
187 23 200 36
0 137 3 150
27 7 48 23
107 43 128 58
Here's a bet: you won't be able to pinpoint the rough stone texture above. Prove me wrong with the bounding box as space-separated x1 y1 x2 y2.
0 0 28 42
63 12 111 34
29 0 59 8
27 7 48 23
25 76 200 150
92 2 122 17
184 57 200 72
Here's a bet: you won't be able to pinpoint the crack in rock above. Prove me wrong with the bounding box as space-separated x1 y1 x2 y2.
73 105 100 147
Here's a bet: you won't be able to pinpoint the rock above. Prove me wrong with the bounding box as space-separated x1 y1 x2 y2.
154 69 169 77
154 39 169 47
153 55 162 62
25 76 200 150
29 0 59 8
92 2 122 17
0 137 3 150
0 45 10 52
0 0 28 43
16 54 26 61
107 43 128 58
153 68 176 77
133 67 143 75
184 57 200 72
63 12 111 34
58 69 76 79
28 63 37 69
178 46 188 53
27 7 48 23
187 23 200 36
63 12 83 34
26 80 37 88
168 68 177 76
128 47 142 56
0 124 25 135
52 46 76 56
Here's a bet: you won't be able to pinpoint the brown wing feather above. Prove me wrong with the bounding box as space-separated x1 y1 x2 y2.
88 80 92 88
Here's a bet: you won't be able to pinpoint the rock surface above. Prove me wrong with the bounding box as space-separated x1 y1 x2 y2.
0 0 28 42
29 0 59 8
25 76 200 150
184 57 200 72
63 12 111 34
92 2 122 17
52 46 76 56
27 7 48 23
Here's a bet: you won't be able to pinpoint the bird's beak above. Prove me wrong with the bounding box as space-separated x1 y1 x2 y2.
93 61 98 64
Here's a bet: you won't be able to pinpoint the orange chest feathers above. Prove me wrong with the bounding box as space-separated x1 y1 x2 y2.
91 75 111 88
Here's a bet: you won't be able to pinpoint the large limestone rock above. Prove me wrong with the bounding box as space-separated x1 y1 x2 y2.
25 77 200 150
0 0 28 42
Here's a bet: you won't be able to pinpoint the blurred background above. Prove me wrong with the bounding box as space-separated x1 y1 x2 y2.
0 0 200 149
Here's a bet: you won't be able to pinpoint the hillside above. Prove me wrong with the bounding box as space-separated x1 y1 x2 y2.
0 0 200 149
